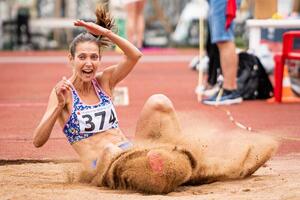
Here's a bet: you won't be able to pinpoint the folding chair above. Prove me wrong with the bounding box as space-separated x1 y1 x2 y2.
273 30 300 102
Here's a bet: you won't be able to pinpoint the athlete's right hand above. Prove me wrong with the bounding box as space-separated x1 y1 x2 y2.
54 77 71 108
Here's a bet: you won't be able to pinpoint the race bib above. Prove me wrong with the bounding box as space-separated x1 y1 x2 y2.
77 105 117 134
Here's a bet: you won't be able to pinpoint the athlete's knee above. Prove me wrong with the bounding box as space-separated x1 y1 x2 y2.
146 94 174 113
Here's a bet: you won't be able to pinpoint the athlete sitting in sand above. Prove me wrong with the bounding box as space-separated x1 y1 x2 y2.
33 5 141 170
33 5 278 194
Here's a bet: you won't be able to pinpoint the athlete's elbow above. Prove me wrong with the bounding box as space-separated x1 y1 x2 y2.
32 133 46 148
33 139 43 148
33 142 42 148
132 51 143 61
136 51 143 60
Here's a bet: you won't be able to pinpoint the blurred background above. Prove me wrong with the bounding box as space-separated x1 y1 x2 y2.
0 0 299 50
0 0 200 50
0 0 300 95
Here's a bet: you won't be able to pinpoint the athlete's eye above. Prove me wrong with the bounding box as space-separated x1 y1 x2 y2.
78 54 86 60
91 54 99 60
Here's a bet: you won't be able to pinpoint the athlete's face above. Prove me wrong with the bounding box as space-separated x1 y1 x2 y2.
70 41 101 82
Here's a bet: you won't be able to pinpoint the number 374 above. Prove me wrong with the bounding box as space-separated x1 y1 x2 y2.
81 109 117 132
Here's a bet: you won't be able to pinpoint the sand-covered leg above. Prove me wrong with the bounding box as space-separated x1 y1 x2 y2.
185 133 278 184
135 94 183 142
104 145 196 194
90 143 123 186
236 134 278 178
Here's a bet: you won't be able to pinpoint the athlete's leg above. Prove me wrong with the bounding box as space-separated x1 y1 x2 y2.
135 94 182 143
135 0 146 48
126 3 137 45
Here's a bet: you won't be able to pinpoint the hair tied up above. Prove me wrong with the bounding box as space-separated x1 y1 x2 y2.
69 4 116 57
94 4 116 47
95 4 115 30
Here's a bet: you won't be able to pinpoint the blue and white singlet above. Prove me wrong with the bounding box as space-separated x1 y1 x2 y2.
63 79 119 144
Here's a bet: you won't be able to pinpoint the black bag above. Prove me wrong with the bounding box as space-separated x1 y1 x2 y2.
237 52 274 100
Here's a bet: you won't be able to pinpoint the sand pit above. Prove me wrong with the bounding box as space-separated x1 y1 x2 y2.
1 154 300 200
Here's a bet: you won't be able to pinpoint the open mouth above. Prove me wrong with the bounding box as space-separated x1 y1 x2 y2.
82 69 94 75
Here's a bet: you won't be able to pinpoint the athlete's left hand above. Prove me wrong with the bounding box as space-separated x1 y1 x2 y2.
74 19 109 37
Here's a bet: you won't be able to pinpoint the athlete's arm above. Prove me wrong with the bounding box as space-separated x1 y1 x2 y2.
74 20 142 90
100 28 142 89
33 78 71 147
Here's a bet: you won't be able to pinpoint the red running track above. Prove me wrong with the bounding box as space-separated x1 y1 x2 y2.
0 49 299 161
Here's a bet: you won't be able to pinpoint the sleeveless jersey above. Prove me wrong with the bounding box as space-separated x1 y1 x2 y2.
63 79 119 144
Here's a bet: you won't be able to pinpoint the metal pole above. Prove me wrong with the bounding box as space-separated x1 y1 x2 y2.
197 0 205 102
0 1 3 49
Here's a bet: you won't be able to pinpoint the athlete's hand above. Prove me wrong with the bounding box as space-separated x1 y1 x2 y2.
74 19 109 37
54 77 71 108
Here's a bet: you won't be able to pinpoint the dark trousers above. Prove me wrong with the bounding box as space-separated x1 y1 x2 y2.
206 22 221 86
17 13 31 45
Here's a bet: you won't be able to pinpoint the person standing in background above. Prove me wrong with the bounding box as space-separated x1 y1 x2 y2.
203 0 242 105
124 0 146 49
13 0 34 48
